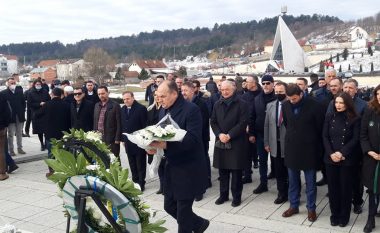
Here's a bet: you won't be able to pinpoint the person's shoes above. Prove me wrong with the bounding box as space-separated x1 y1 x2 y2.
41 145 46 151
194 219 209 233
274 196 288 204
140 185 145 192
26 133 30 137
156 188 163 194
215 197 228 205
242 177 252 184
17 148 26 154
316 177 327 186
376 212 380 217
9 150 16 156
267 172 275 179
339 221 348 227
253 184 268 194
22 133 28 137
0 174 9 181
253 162 259 169
282 207 299 218
46 167 54 178
353 204 363 214
195 194 203 202
330 218 339 226
363 217 375 233
308 210 317 222
7 164 19 174
231 199 241 207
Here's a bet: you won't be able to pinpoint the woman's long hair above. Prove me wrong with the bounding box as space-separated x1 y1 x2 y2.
368 84 380 115
334 92 358 121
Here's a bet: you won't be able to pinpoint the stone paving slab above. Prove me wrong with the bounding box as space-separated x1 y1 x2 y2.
0 134 377 233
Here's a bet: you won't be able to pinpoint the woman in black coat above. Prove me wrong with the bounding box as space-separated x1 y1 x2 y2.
361 84 380 233
323 92 360 227
27 80 50 151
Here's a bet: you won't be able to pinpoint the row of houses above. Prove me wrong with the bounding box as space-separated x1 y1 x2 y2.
1 57 170 84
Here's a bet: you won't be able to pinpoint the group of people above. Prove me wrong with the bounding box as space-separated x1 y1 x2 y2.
1 69 380 233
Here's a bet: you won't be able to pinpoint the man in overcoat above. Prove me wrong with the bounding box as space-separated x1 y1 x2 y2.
121 91 148 191
148 80 209 233
211 80 249 207
281 84 324 222
93 86 121 156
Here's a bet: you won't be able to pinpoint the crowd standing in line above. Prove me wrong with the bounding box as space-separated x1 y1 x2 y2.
1 70 380 233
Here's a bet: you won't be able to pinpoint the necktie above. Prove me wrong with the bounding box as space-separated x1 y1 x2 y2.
127 107 130 116
278 103 283 127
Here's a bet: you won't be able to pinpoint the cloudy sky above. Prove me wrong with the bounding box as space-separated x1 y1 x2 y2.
0 0 378 45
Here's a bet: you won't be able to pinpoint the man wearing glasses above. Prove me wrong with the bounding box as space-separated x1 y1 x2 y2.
71 87 94 132
249 74 277 194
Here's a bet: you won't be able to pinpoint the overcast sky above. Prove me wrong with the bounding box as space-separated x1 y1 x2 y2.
0 0 378 45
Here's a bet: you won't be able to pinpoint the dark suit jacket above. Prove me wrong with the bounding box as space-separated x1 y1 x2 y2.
85 90 100 105
71 100 94 132
1 87 26 123
27 87 51 134
0 93 11 129
37 97 71 140
161 95 208 200
93 100 121 144
121 101 147 155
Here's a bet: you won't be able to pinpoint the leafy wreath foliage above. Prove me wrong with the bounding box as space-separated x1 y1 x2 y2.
45 129 166 233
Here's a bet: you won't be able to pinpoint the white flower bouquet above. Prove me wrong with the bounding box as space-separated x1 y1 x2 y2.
124 114 187 177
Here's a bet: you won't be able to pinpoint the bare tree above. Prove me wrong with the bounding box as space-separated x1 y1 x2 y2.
83 47 115 84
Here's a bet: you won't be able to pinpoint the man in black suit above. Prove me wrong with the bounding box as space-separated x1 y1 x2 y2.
148 80 209 233
71 87 94 132
1 78 26 156
84 80 100 105
121 91 148 191
38 88 71 177
181 82 211 201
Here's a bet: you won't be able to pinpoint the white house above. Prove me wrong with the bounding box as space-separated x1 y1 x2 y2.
0 54 18 75
56 59 87 80
129 60 169 74
349 26 369 49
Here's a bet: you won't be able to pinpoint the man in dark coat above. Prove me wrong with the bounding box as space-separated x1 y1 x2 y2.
145 77 158 106
205 77 218 94
181 82 211 200
148 80 209 233
211 80 249 207
281 84 324 222
249 74 277 194
37 88 71 176
93 86 121 156
71 87 94 132
240 75 261 183
121 91 148 191
1 78 26 156
27 79 51 150
84 80 100 105
23 81 33 137
0 92 11 180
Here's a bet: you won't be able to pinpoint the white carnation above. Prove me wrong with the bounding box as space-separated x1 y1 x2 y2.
86 165 100 171
85 131 102 142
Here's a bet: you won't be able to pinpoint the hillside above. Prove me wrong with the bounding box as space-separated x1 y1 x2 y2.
0 14 345 65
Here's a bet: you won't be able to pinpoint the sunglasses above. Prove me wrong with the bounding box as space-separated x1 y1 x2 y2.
74 93 83 96
261 82 272 85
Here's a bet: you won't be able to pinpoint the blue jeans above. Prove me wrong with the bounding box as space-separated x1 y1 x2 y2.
256 134 268 185
288 168 317 211
46 140 52 159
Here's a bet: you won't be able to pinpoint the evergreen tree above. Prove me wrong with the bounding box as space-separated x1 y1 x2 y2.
368 45 373 56
348 64 351 70
342 48 348 60
138 68 150 80
114 67 124 85
371 62 374 72
329 54 333 63
178 66 187 77
359 64 362 73
336 53 340 62
339 65 342 72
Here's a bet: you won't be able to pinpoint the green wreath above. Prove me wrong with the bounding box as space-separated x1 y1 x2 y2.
45 129 166 233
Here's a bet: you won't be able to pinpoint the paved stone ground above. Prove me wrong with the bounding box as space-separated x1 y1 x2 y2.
0 134 377 233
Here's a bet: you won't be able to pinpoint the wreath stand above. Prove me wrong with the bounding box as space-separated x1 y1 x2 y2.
62 138 124 233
